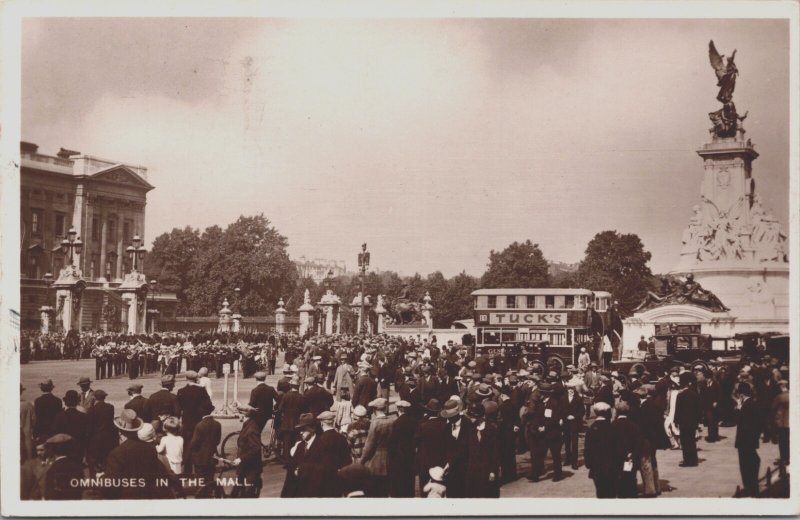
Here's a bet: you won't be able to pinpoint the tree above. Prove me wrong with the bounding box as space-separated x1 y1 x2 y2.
481 240 550 288
145 226 201 314
439 271 479 328
574 230 655 313
425 271 449 328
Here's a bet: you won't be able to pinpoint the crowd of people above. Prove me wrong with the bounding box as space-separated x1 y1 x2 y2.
20 331 789 499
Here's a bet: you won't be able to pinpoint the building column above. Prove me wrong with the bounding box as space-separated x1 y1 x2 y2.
72 184 85 270
115 207 123 281
99 210 107 281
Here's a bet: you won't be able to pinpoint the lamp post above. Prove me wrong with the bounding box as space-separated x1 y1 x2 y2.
357 243 370 334
60 227 83 267
125 234 147 272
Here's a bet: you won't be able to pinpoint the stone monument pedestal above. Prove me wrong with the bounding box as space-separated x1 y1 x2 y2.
53 266 86 332
119 271 148 334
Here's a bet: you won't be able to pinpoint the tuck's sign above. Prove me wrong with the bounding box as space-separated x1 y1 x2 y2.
476 311 570 326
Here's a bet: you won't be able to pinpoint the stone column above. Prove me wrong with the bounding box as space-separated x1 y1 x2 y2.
39 306 52 334
115 211 124 281
218 298 232 333
275 298 287 333
298 289 314 336
121 292 140 333
324 306 334 335
422 291 433 330
72 184 85 271
335 306 341 334
375 295 387 334
99 211 108 282
56 289 74 331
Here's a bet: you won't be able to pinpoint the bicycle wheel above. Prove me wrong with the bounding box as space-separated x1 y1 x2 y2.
220 431 240 461
261 419 276 459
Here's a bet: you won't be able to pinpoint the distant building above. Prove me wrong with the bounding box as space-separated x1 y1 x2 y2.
19 141 176 331
294 257 347 283
548 260 580 278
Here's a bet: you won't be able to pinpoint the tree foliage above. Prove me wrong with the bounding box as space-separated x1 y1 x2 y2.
481 240 550 289
574 230 655 313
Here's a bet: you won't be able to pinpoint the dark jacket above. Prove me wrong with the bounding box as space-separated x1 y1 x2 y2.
44 456 85 500
526 396 564 440
418 375 440 403
465 422 500 498
584 417 615 479
310 429 352 497
638 397 671 450
414 417 449 472
445 417 475 498
104 438 174 499
52 407 91 460
674 387 701 429
611 416 643 473
190 415 222 467
249 383 278 428
735 397 761 451
360 414 396 476
277 390 308 432
176 384 211 434
34 393 63 439
352 375 377 409
305 385 334 418
87 401 118 464
124 395 153 423
388 412 418 474
147 389 181 419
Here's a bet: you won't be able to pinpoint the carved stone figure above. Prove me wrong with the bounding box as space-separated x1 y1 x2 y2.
634 274 728 313
383 295 423 325
707 41 748 138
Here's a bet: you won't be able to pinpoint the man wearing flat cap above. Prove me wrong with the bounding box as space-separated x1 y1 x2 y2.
148 375 181 428
584 402 615 497
42 434 85 500
387 400 418 497
360 397 395 496
248 371 277 431
310 410 352 497
230 403 263 498
305 375 334 418
124 383 152 423
352 363 378 410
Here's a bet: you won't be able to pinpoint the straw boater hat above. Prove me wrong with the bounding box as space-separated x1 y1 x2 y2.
475 384 492 398
352 405 368 418
440 399 461 419
137 423 157 443
114 409 143 432
185 370 199 381
368 398 387 410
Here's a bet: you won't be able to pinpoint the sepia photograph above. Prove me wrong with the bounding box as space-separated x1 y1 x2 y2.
1 0 797 516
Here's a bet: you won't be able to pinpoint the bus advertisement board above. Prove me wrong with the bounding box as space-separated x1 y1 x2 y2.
474 310 586 327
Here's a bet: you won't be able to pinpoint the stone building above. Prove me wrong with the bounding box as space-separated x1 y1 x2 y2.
19 141 176 331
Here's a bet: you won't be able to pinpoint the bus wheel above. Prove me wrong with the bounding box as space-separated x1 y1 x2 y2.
547 356 565 374
528 360 546 376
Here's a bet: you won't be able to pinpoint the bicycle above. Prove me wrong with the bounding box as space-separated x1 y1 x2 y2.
220 415 282 464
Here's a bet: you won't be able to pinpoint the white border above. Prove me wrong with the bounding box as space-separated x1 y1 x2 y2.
1 0 798 516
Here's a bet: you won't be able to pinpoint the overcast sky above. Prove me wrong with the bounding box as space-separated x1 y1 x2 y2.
22 17 790 277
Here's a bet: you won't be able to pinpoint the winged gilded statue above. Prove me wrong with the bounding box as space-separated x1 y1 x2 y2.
708 40 738 103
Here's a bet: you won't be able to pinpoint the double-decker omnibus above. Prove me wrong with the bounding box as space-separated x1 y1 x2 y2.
471 288 612 370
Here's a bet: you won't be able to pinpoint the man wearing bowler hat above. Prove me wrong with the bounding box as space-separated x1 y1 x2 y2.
34 379 62 440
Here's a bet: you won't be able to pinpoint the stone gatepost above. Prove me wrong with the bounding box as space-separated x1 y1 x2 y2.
218 298 233 333
39 306 52 334
298 289 314 336
118 271 148 334
422 291 434 330
275 297 287 333
53 265 86 332
374 294 387 334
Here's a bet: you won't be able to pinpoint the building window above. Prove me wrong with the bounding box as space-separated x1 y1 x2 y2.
29 255 39 279
31 209 43 235
92 217 100 240
107 219 116 242
545 295 555 309
487 296 497 309
506 295 516 309
565 295 575 308
54 213 65 237
526 295 536 309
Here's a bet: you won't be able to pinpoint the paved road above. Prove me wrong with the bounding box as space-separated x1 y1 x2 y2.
21 359 782 498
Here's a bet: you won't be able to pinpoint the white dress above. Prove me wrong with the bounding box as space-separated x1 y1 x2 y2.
156 434 184 475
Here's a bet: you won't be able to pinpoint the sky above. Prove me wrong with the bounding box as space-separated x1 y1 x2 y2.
22 17 790 278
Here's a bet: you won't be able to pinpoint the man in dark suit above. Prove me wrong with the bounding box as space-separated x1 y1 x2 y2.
309 410 353 497
104 409 174 499
584 402 616 498
177 371 212 474
34 379 63 440
497 391 520 484
418 365 440 404
148 375 181 425
438 370 460 405
636 385 669 497
124 383 153 423
190 400 222 498
674 372 701 467
231 404 264 498
442 398 475 498
414 399 449 496
52 390 91 463
387 400 418 497
282 413 321 497
277 378 308 463
248 371 278 431
305 376 334 418
464 402 500 498
525 382 564 482
695 365 721 442
77 377 96 413
563 380 586 470
611 401 642 498
735 383 761 497
352 365 377 409
86 389 117 473
43 434 85 500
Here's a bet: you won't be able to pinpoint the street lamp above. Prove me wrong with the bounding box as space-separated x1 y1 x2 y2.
60 227 83 267
125 234 147 272
324 268 334 292
357 243 370 334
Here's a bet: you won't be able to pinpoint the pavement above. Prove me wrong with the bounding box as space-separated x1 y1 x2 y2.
21 359 783 498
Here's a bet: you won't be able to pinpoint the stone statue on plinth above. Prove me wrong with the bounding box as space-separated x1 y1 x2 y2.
707 41 748 138
634 273 729 313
